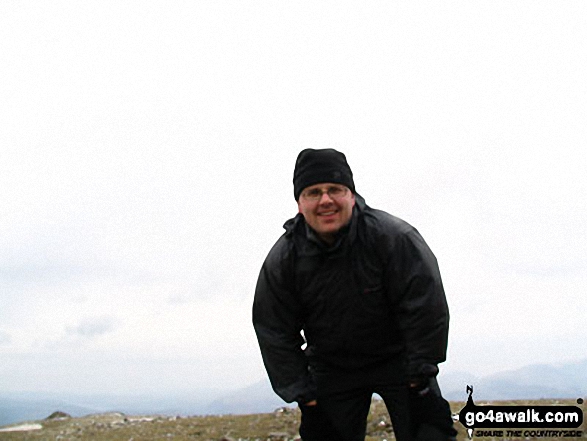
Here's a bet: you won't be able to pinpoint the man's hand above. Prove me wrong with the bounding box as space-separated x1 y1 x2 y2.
409 363 438 396
409 378 431 396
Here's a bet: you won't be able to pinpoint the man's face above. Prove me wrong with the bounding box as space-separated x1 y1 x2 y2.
297 182 356 244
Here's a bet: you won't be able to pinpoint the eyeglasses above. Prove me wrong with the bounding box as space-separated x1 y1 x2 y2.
300 185 349 201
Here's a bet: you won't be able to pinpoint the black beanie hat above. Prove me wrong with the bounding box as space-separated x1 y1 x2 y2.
293 148 355 200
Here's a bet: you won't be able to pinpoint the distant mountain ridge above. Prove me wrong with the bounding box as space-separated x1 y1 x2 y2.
0 395 98 427
0 390 222 427
1 358 585 427
440 358 587 401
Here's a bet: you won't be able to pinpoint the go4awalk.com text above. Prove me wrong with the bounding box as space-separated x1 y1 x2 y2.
458 386 584 438
463 406 582 428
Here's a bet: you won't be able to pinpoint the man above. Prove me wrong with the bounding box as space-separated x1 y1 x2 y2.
253 149 456 441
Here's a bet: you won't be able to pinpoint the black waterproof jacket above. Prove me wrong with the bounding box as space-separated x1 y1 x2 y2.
252 195 449 404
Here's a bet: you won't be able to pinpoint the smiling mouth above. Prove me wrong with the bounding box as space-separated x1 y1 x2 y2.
318 211 337 216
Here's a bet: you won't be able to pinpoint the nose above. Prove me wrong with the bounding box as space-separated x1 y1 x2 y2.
318 191 334 204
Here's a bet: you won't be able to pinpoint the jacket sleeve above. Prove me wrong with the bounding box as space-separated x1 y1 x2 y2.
385 226 449 380
252 240 317 404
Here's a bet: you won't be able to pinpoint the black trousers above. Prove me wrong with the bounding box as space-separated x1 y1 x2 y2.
298 360 456 441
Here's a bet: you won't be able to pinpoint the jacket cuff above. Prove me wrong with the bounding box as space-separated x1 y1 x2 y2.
295 382 318 405
408 362 439 381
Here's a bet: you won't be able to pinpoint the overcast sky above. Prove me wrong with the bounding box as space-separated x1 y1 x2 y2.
1 1 586 398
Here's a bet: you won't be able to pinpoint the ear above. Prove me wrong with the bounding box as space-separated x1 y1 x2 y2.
350 193 356 207
297 200 303 214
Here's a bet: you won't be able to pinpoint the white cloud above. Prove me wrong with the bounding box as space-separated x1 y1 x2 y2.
0 331 11 346
66 316 117 338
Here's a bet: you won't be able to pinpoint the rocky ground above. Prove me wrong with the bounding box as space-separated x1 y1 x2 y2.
0 399 583 440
